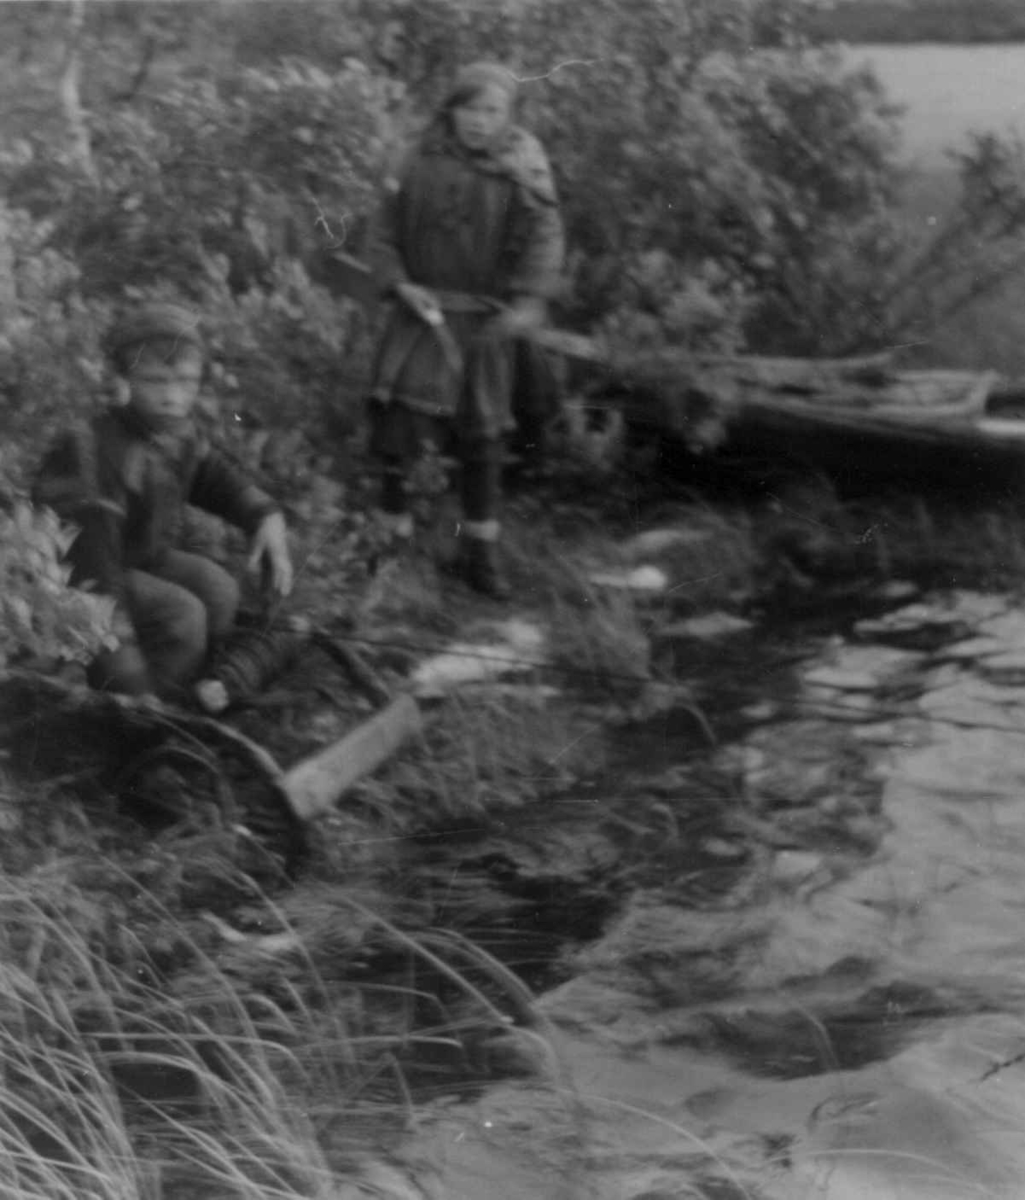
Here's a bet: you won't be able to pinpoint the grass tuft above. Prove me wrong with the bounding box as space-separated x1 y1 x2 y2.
0 833 571 1200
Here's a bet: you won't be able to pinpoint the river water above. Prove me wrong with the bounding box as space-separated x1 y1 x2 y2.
349 578 1025 1199
847 43 1025 166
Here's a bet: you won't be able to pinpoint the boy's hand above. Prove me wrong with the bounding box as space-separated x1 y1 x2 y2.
110 606 138 648
248 511 294 597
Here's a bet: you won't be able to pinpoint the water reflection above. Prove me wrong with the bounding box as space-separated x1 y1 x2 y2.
562 590 1025 1198
402 590 1025 1199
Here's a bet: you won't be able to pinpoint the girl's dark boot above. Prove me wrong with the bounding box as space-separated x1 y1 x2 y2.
453 516 510 599
462 530 510 600
371 463 414 567
458 442 509 599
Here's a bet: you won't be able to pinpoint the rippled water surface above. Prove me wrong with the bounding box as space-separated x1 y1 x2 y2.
395 589 1025 1199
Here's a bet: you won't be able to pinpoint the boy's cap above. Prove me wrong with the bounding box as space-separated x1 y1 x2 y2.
106 302 204 368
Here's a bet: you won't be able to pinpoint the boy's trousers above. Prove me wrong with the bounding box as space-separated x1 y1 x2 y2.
89 549 240 698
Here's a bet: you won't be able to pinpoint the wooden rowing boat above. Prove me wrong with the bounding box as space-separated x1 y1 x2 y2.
317 250 1025 489
608 351 1025 491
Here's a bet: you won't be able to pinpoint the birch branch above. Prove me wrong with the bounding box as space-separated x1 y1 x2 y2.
60 0 97 184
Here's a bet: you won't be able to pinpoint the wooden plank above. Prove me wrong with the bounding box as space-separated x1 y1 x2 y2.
693 351 895 389
976 417 1025 441
734 394 1024 453
737 370 999 425
282 693 422 822
738 370 1000 433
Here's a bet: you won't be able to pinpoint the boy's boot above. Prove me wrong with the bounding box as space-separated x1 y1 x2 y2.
459 520 510 600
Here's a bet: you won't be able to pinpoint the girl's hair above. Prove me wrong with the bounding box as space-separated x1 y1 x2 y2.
443 80 518 115
445 81 483 111
443 61 519 113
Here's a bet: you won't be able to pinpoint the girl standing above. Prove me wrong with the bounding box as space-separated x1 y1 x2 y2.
368 60 565 599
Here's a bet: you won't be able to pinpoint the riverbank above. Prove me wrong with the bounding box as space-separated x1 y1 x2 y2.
7 473 1025 1198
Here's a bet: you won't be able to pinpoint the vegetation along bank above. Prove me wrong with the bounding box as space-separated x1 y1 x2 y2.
5 1 1025 1197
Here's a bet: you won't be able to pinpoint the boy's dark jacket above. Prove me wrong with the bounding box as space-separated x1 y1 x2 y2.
34 404 277 605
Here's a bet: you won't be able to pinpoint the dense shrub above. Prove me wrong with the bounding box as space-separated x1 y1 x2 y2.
319 0 903 348
0 201 112 455
2 0 1024 455
0 1 902 367
0 456 116 670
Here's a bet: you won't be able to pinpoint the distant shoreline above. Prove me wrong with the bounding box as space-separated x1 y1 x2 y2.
816 1 1025 45
832 39 1025 48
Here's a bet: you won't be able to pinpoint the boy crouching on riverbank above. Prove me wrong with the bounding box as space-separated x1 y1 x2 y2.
34 302 294 701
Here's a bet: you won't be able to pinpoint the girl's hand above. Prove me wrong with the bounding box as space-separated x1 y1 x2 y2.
395 282 443 325
491 296 547 338
248 511 294 597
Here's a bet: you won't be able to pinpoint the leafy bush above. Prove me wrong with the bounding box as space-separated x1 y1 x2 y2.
0 201 112 454
329 0 904 352
1 21 386 454
0 0 904 373
0 494 117 670
776 128 1025 358
2 0 1023 456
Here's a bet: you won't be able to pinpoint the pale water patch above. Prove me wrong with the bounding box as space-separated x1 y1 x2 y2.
620 527 717 560
588 564 669 594
663 611 755 640
792 1080 1025 1200
847 44 1025 167
803 643 926 692
733 596 1025 1000
409 618 546 698
787 1012 1025 1200
715 591 1025 1196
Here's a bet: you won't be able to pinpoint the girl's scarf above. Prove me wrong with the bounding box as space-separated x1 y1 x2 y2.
417 119 558 208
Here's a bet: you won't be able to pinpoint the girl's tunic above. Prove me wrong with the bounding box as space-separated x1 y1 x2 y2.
369 121 564 450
